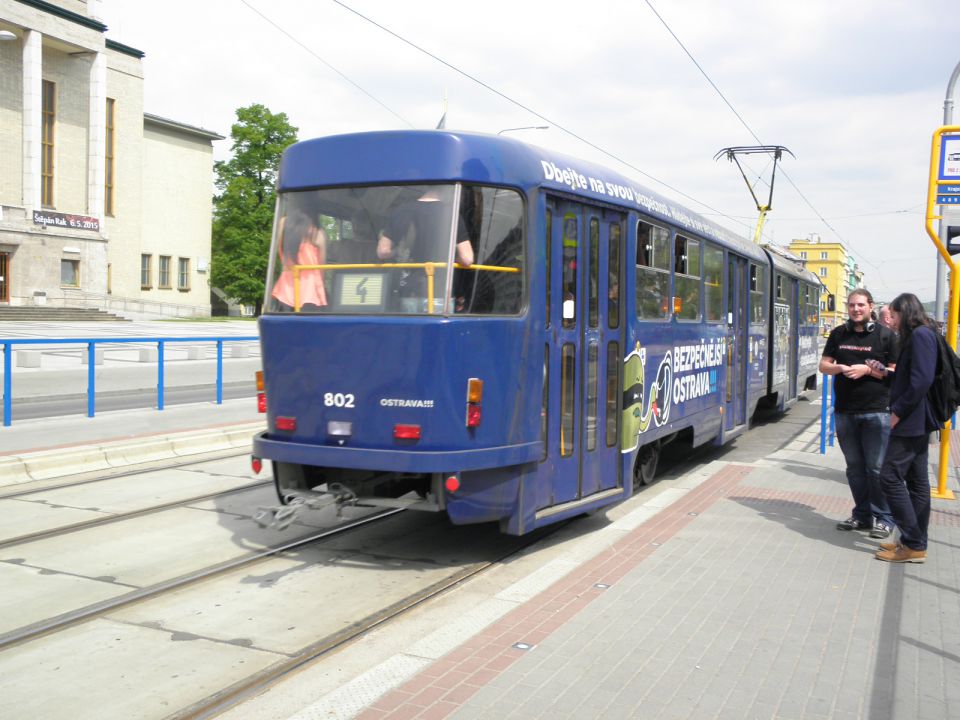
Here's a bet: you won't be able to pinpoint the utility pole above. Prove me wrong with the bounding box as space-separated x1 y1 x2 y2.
934 61 960 324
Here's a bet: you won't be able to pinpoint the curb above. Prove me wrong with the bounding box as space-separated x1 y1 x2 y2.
0 422 262 487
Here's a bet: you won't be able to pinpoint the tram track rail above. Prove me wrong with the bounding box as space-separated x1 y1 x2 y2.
0 478 271 550
0 447 252 498
173 520 567 720
0 507 404 652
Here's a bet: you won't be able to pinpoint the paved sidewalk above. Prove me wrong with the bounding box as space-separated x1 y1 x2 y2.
247 401 960 720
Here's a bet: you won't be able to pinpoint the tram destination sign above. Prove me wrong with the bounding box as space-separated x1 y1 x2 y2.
33 210 100 231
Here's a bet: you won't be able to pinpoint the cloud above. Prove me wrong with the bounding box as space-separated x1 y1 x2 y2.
100 0 959 300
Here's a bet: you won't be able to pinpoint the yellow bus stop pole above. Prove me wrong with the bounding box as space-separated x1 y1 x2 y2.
925 125 960 499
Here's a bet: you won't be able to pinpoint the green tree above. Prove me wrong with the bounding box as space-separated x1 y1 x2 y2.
211 104 298 315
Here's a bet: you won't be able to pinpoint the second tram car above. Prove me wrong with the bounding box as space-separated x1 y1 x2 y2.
252 130 819 535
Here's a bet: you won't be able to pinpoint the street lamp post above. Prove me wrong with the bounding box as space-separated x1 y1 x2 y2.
934 61 960 324
497 126 549 135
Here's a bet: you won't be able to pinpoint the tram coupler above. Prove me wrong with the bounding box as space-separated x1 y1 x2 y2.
252 483 359 530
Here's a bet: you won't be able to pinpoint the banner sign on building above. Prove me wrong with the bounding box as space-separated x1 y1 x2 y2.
32 211 100 232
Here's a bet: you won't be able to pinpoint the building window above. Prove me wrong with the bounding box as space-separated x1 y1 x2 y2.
105 98 116 216
60 259 79 287
819 267 827 277
820 251 828 260
799 251 807 259
158 255 171 288
41 80 56 207
178 257 191 290
141 254 152 289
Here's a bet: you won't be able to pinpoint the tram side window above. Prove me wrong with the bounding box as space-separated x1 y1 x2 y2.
703 244 723 323
749 264 766 324
674 235 701 321
608 223 621 330
562 213 578 328
635 220 670 320
804 284 819 325
588 218 600 328
545 210 552 326
455 185 526 315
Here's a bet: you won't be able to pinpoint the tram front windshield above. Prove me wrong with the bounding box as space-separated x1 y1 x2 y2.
266 184 525 316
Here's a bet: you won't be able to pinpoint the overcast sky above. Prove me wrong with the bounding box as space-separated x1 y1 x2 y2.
99 0 959 304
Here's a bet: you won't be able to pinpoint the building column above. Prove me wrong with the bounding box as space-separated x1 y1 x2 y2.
21 29 41 210
87 51 106 220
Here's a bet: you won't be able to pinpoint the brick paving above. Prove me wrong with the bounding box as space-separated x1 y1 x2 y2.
338 413 960 720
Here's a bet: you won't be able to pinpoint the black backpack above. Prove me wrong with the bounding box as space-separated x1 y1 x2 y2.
928 332 960 425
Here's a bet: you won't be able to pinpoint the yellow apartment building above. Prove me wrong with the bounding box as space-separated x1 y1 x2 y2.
787 236 865 333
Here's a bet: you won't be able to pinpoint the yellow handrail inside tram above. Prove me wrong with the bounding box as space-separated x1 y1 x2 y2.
291 261 520 314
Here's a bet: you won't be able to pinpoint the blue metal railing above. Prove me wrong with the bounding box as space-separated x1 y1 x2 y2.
819 374 835 454
1 335 258 427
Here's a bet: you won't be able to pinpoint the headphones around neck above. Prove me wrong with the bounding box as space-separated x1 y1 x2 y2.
846 319 875 332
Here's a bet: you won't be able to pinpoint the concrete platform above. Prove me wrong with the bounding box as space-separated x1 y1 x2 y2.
218 400 960 720
0 319 264 482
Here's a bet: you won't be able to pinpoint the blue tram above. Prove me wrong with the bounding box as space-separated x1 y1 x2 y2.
251 130 819 535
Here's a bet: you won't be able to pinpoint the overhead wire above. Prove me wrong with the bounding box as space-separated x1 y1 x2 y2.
237 0 415 128
245 0 893 271
642 0 871 266
330 0 755 234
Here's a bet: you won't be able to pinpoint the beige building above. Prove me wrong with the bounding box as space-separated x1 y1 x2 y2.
0 0 222 318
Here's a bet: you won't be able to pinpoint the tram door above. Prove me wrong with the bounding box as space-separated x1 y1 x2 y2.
787 278 799 399
547 198 624 506
725 255 748 430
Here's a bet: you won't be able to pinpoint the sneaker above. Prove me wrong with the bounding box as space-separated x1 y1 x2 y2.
878 541 899 552
869 521 893 539
836 516 871 531
876 546 926 563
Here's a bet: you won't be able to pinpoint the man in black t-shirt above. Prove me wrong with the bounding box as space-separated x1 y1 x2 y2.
820 289 899 539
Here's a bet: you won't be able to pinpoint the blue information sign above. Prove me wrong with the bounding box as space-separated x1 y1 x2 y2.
939 136 960 181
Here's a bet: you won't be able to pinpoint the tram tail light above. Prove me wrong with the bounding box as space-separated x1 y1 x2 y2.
275 416 296 431
394 424 421 440
673 296 682 314
255 371 266 413
251 456 263 474
445 474 461 493
466 377 483 427
466 404 482 427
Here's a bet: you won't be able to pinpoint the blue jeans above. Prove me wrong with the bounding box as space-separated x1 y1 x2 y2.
879 434 931 550
835 412 893 526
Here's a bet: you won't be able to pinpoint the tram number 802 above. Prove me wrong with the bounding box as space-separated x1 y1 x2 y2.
324 393 356 408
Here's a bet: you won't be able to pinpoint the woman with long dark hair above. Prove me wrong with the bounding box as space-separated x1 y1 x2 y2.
872 292 939 562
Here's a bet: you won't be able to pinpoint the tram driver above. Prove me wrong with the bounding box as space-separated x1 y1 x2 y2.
376 187 475 312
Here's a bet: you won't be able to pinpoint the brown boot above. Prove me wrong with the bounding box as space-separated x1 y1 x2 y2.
876 546 926 563
878 541 899 552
